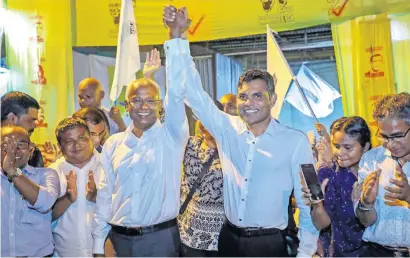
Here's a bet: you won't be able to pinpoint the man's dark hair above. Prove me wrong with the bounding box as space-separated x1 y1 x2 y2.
1 91 40 122
237 69 275 97
373 92 410 126
215 100 224 111
331 116 372 149
55 117 90 145
72 107 110 134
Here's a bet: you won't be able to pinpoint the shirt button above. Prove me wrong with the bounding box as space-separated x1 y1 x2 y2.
242 199 244 201
10 215 13 219
245 179 248 182
248 159 251 162
252 142 255 144
239 219 242 222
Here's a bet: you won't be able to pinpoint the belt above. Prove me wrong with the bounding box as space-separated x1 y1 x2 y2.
110 218 177 236
226 220 282 237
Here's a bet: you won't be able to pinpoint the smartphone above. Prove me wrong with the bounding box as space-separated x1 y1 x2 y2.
300 164 324 201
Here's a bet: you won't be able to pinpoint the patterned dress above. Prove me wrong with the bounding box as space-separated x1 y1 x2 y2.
178 136 224 251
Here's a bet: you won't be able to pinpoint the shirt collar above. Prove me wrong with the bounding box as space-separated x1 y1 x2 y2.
23 164 37 174
124 120 161 146
58 150 99 170
238 117 278 138
384 147 392 157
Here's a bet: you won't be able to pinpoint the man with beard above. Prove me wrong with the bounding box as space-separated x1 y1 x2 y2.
92 51 189 256
163 6 318 257
356 93 410 257
1 125 59 256
1 91 44 167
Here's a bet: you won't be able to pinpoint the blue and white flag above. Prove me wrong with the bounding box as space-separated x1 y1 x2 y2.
285 64 341 118
110 0 140 102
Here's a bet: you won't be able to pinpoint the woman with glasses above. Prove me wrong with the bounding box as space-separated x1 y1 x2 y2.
303 116 371 257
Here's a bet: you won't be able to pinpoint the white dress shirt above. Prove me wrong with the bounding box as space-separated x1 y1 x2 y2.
165 38 319 256
92 45 189 254
356 146 410 248
50 152 102 257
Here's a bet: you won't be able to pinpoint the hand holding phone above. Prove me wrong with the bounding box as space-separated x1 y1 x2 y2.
300 164 324 201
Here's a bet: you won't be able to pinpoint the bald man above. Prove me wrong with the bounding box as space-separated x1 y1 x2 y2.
93 75 188 256
219 93 238 116
77 78 126 134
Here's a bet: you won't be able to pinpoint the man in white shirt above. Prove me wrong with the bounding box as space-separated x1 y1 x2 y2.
50 117 99 257
92 48 189 257
356 93 410 257
78 77 126 134
163 6 319 257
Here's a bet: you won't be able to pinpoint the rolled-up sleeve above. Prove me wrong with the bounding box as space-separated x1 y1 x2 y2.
291 136 320 257
27 168 60 213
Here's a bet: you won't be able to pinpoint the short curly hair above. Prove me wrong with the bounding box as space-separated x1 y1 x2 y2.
55 117 90 145
373 92 410 126
237 69 275 97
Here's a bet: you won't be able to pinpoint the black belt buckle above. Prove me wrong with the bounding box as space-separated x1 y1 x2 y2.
125 226 143 235
244 227 261 237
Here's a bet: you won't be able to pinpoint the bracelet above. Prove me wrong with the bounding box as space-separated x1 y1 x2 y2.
357 201 374 212
7 168 23 182
311 201 323 207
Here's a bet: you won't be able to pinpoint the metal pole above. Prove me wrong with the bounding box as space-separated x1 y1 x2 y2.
293 78 320 124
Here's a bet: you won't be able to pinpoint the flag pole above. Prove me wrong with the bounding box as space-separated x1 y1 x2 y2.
293 77 320 124
267 26 320 124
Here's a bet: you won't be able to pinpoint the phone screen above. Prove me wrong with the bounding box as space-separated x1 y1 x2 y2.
301 164 324 201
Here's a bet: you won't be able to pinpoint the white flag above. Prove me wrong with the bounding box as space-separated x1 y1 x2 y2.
267 27 294 119
285 64 341 118
110 0 141 102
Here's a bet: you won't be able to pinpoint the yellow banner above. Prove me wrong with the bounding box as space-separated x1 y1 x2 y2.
74 0 410 46
333 14 396 147
5 0 75 146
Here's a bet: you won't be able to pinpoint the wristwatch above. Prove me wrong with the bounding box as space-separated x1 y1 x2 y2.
357 201 374 212
8 168 23 181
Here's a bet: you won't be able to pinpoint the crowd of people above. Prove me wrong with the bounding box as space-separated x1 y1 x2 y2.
1 5 409 258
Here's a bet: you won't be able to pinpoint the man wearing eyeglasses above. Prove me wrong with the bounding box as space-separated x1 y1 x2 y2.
73 107 110 153
92 48 188 257
355 92 410 257
1 125 60 257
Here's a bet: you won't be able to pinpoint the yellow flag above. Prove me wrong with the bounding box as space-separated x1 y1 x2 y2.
267 27 293 119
